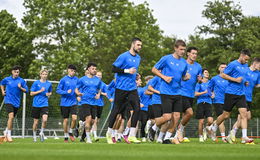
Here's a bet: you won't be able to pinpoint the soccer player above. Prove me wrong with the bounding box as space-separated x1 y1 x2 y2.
210 49 253 144
106 38 142 144
138 75 153 142
195 69 214 142
92 71 109 141
150 40 190 144
56 64 78 142
208 63 229 142
1 65 28 142
30 69 52 142
228 57 260 142
175 47 202 142
75 62 101 143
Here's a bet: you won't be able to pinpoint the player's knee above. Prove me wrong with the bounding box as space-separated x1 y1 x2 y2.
163 114 171 121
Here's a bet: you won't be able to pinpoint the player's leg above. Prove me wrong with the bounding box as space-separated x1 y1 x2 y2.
107 89 127 143
68 105 77 142
149 95 172 141
128 90 141 143
5 104 18 142
40 107 48 142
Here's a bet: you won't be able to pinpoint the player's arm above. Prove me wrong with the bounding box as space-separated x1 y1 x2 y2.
18 83 27 92
220 72 242 83
145 89 153 95
112 65 136 74
30 87 45 96
152 67 172 83
95 89 101 99
148 85 160 94
1 85 6 96
195 90 207 96
75 88 83 96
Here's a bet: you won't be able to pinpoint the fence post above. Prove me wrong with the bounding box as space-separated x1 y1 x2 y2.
22 92 26 138
257 118 259 138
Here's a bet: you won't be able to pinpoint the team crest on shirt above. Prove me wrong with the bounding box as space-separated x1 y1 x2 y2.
176 63 179 66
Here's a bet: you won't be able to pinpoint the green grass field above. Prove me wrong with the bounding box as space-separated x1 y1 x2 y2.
0 138 260 160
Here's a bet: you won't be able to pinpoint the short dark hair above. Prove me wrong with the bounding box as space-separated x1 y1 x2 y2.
241 49 251 57
252 57 260 63
86 62 97 70
12 65 21 71
187 47 198 53
202 68 208 73
67 64 77 70
174 40 186 48
131 37 142 44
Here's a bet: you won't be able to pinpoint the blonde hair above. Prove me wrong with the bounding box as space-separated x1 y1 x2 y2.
40 69 48 75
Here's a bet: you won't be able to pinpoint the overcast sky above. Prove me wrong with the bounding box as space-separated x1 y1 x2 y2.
1 0 259 39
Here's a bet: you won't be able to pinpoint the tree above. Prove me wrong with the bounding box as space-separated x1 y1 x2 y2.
0 10 34 79
22 0 166 82
189 0 244 75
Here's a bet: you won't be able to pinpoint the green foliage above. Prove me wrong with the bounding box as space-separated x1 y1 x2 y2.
22 0 166 82
0 10 34 79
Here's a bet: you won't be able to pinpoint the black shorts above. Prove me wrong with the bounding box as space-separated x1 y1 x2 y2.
96 106 103 119
32 107 49 119
148 105 155 119
78 104 97 120
196 102 212 119
113 88 140 115
223 94 247 112
5 104 19 117
246 102 252 111
60 105 77 118
139 110 149 122
152 104 163 118
213 103 224 117
182 96 194 112
161 94 182 113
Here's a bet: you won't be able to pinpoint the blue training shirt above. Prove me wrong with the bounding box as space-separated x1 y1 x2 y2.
224 60 249 95
154 54 188 95
113 51 141 91
149 76 161 105
1 76 28 108
56 75 78 107
208 75 229 104
245 68 260 102
31 80 52 107
138 86 151 111
95 81 108 107
195 81 212 104
180 62 202 98
76 76 101 106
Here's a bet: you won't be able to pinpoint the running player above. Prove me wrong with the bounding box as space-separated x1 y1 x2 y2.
149 40 190 144
92 71 109 141
195 69 214 142
148 75 168 143
106 38 142 144
75 62 101 143
208 63 229 142
30 69 52 142
210 49 253 144
1 65 28 142
175 46 202 142
56 64 78 142
138 75 153 142
228 57 260 142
